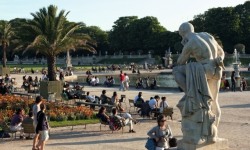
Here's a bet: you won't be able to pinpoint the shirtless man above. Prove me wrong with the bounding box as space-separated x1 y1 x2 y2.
173 22 225 143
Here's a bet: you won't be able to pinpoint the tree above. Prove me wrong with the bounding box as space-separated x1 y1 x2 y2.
0 21 14 67
24 5 95 81
109 16 138 52
127 16 166 52
77 26 109 55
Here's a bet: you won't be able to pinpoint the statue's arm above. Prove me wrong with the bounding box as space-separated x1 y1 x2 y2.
177 43 192 65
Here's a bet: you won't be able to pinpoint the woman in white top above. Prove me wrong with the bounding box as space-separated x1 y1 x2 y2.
124 73 130 90
160 96 169 113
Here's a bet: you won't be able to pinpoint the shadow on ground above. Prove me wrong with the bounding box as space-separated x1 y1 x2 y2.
47 137 146 146
221 104 250 108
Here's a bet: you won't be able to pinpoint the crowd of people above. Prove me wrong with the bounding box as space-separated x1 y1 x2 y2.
0 74 16 94
93 89 175 149
8 96 49 150
220 71 248 92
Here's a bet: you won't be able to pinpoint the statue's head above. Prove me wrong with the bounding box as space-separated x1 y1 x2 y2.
179 22 194 37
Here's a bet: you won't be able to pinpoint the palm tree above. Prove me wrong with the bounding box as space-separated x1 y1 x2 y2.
25 5 96 81
0 21 14 67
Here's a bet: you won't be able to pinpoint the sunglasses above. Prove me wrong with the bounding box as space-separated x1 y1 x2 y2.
160 120 166 122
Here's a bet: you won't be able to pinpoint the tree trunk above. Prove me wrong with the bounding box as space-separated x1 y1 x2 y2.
47 55 56 81
2 42 7 68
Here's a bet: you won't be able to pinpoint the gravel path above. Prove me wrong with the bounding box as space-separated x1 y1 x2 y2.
1 74 250 150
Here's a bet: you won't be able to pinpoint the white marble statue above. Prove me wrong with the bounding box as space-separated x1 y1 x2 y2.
173 22 225 145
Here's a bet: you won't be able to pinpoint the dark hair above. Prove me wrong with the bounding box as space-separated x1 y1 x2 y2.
112 108 117 115
102 90 106 94
35 96 42 104
231 71 235 77
138 92 142 96
169 137 177 147
161 96 166 101
124 73 127 76
157 114 165 126
113 91 117 97
87 92 90 96
40 103 46 111
28 111 33 117
98 106 106 114
16 108 23 115
154 95 160 99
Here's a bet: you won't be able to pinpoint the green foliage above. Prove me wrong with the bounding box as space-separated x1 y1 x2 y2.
191 1 250 54
0 21 15 67
22 5 96 80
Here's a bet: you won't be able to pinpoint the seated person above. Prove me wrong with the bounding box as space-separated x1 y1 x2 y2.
63 87 76 99
95 76 99 86
69 70 73 76
136 78 143 89
149 95 160 117
86 91 100 109
10 108 25 139
90 76 96 86
104 76 109 87
150 78 157 89
96 106 110 124
112 108 137 133
86 75 91 85
159 96 169 113
74 82 81 90
100 90 111 104
4 74 11 83
147 115 173 149
240 77 248 91
22 111 34 139
134 92 144 107
111 91 124 112
0 82 9 95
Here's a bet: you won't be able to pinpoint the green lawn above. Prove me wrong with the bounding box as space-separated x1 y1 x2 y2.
49 119 99 128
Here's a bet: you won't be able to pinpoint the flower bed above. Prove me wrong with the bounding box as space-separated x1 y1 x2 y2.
0 95 94 123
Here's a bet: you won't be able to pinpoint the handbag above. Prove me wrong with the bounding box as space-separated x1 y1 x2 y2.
145 138 156 150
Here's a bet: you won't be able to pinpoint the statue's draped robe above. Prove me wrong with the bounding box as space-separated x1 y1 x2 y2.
182 62 213 137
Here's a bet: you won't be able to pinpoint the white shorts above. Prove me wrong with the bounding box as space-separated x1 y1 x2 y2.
39 130 49 141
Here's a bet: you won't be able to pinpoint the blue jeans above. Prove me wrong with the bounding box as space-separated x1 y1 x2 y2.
119 81 125 91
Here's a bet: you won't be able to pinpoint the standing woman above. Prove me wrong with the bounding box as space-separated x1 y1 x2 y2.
36 103 49 150
231 71 236 92
124 73 130 90
147 115 173 150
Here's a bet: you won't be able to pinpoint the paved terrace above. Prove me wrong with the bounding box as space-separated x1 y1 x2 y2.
1 86 250 150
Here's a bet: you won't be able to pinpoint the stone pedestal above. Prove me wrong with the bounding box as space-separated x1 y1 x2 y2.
178 138 228 150
40 81 63 99
0 67 10 76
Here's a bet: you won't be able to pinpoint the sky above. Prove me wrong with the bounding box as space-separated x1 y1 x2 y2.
0 0 247 32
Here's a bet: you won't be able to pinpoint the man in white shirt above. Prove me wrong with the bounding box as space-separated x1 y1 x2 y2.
148 95 160 118
86 91 96 103
86 91 98 109
95 76 99 85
